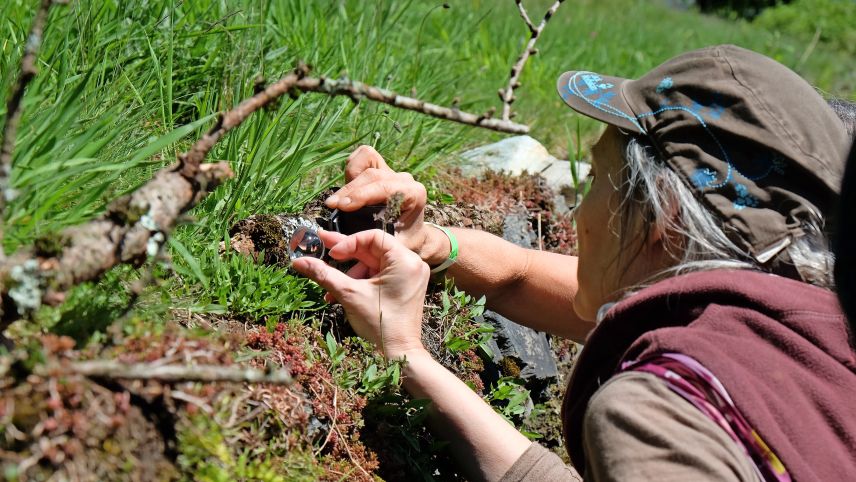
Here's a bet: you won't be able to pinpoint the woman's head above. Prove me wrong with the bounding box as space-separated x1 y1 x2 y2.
559 45 849 320
573 125 838 321
572 126 672 319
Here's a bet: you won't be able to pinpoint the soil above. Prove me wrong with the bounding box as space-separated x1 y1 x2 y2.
1 168 580 480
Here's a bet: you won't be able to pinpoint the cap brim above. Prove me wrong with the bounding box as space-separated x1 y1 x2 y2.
556 71 644 134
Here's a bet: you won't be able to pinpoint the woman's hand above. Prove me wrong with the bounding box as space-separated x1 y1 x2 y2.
325 145 433 257
291 229 430 359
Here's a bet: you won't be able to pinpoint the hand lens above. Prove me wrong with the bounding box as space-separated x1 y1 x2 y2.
286 204 394 262
287 226 325 261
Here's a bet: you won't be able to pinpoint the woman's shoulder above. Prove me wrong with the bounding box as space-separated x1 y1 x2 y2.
583 372 761 481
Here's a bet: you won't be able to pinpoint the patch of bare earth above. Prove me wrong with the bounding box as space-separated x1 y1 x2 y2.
1 168 578 480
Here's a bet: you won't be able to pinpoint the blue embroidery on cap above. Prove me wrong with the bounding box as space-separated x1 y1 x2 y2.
733 183 759 210
566 71 645 131
637 105 734 188
691 168 718 188
738 154 786 181
689 101 704 115
562 72 775 215
593 91 616 105
655 77 673 93
581 74 614 93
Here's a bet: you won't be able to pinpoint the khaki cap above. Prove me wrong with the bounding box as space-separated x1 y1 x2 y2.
557 45 849 262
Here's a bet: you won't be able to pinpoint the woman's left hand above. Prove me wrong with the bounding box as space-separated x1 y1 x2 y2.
291 229 430 359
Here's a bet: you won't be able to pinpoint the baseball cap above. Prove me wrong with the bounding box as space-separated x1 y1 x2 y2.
557 45 849 263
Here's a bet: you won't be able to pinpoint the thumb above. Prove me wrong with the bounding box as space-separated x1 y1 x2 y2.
291 257 359 302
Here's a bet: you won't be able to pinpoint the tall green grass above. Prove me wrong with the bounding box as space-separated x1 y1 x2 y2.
1 0 853 328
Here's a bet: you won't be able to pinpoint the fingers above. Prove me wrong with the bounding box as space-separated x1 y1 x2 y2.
317 228 347 247
345 145 390 182
291 257 357 303
327 229 399 270
346 261 373 280
327 170 427 215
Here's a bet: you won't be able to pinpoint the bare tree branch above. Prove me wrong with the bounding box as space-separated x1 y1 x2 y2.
0 62 529 327
500 0 565 121
0 161 232 325
180 64 529 177
0 0 63 220
59 360 294 385
515 0 536 33
298 75 528 133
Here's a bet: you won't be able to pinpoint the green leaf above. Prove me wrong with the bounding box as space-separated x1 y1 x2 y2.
169 238 209 289
325 331 337 358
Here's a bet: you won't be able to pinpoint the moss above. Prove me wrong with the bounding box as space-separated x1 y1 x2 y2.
33 233 70 258
499 356 522 378
233 214 290 265
250 214 284 249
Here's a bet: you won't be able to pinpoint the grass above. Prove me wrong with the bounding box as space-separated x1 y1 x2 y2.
2 0 852 249
1 0 854 479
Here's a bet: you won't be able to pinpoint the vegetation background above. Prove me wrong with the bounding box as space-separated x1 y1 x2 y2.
1 0 853 480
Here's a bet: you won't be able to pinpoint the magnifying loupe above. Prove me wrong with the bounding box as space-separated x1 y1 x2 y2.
287 226 325 261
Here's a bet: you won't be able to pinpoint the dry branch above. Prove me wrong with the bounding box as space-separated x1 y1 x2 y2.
515 0 536 33
61 360 294 385
500 0 565 121
0 161 232 322
297 75 528 134
0 62 528 327
0 0 63 217
179 65 529 176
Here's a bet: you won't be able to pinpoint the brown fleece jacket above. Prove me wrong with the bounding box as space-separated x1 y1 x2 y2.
562 270 856 481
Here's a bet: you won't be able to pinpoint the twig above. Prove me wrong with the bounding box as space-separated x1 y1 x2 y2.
0 0 63 219
500 0 565 121
314 385 338 456
171 389 214 414
0 64 528 326
515 0 536 33
797 26 822 71
335 423 371 480
59 360 294 385
180 65 528 177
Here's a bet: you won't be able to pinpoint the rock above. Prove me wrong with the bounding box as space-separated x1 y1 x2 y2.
459 135 590 214
501 208 537 248
459 135 555 177
476 205 561 404
482 310 559 381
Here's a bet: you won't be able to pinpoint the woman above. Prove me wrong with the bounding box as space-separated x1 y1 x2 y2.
293 45 856 481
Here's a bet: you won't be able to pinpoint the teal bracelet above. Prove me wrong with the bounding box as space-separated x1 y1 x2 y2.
425 223 458 274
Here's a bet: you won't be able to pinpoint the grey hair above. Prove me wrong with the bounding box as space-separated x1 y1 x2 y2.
613 136 834 289
828 98 856 139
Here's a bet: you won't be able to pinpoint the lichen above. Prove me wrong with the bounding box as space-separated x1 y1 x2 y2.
108 196 148 225
9 259 43 315
139 214 158 231
146 232 165 257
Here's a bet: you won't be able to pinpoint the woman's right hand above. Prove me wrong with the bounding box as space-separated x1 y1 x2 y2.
291 229 430 359
325 145 433 257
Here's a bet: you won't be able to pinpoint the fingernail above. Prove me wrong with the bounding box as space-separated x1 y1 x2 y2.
339 197 352 207
326 195 339 206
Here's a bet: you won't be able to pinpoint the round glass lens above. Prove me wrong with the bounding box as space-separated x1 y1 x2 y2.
288 227 325 261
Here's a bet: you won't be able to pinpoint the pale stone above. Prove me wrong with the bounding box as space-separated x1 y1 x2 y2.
459 136 590 213
459 135 555 177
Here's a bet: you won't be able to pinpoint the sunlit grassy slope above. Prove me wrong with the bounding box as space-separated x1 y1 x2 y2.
0 1 853 479
0 0 851 340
